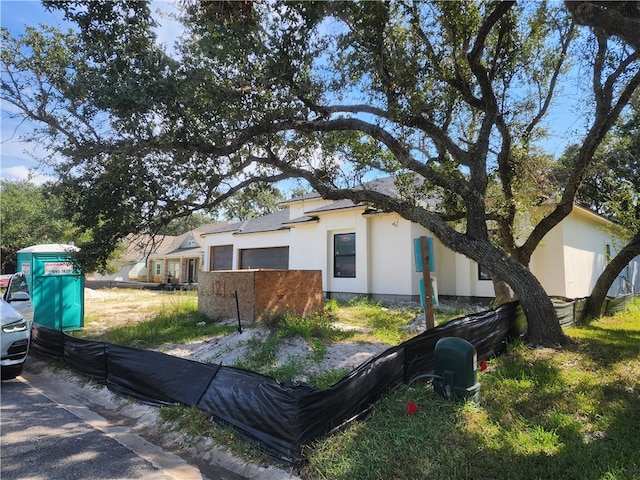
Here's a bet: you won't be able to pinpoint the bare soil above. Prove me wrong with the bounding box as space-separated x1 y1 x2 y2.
82 288 417 381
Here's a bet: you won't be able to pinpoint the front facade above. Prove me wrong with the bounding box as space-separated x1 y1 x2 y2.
91 224 228 285
202 190 640 303
202 194 496 303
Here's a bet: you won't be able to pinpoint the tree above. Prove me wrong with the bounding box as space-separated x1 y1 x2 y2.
220 184 285 221
0 180 78 272
155 212 218 236
2 1 639 345
565 1 640 51
560 93 640 319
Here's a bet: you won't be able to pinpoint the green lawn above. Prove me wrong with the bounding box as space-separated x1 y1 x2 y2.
303 300 640 480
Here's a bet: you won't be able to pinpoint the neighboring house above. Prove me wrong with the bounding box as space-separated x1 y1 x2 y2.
91 224 228 284
201 179 640 303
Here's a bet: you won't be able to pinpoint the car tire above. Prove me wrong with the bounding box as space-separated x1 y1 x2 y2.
1 363 24 380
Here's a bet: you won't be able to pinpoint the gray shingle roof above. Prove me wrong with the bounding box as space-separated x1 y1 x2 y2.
204 209 292 236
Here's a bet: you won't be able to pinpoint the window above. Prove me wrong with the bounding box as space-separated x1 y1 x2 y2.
478 264 492 281
334 233 356 278
211 245 233 271
605 243 612 264
6 273 29 300
154 262 162 275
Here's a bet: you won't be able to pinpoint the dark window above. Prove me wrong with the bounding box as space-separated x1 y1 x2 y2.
334 233 356 278
478 264 492 281
6 273 29 300
211 245 233 271
240 247 289 270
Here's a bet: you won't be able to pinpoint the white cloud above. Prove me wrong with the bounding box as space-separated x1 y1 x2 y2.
0 165 54 185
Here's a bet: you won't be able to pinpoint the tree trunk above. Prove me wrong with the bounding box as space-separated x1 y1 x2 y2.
491 277 514 306
583 232 640 320
511 267 567 346
429 226 569 346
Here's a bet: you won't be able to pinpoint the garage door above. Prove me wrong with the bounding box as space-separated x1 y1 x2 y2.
240 247 289 270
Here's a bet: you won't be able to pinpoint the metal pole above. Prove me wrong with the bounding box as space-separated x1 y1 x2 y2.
234 291 242 333
420 236 435 329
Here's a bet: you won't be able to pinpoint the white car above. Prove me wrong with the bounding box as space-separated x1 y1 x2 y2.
1 273 34 380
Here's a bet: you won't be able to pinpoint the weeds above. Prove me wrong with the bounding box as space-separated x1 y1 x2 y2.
76 292 236 348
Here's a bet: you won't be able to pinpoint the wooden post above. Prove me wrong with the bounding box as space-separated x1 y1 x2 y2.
420 236 435 329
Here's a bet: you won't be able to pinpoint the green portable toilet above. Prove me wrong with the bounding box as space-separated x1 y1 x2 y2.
17 244 84 331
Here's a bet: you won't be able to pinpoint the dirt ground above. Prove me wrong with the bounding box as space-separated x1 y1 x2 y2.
83 288 190 333
83 288 418 382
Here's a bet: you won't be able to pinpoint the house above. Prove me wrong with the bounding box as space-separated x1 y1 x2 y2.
91 224 228 285
530 205 639 298
201 182 639 303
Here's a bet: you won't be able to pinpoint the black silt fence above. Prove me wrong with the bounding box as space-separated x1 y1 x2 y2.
30 301 519 465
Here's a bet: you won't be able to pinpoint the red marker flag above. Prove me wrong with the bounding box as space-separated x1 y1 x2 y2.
407 400 418 415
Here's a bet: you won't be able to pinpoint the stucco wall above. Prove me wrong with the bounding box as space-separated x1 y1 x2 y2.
562 214 615 298
369 214 414 296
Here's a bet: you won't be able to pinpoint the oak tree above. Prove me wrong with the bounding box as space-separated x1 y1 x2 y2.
3 1 639 345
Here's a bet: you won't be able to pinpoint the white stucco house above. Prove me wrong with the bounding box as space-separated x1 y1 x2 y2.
201 180 639 303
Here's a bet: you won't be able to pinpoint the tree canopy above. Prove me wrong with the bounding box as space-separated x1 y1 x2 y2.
2 1 639 345
0 180 80 272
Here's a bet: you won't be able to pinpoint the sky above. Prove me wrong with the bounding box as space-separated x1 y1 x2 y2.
1 1 585 186
0 0 182 184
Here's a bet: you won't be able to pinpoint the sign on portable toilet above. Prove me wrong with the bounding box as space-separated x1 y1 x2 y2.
17 244 84 331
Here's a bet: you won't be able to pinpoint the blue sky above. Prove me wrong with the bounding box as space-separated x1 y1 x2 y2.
0 0 181 184
1 1 584 185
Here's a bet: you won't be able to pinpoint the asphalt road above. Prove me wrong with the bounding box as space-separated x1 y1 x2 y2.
0 376 187 480
1 359 297 480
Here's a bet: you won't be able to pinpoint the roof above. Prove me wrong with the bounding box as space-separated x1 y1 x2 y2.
120 223 229 261
204 176 435 236
17 243 80 253
282 176 400 205
204 209 292 236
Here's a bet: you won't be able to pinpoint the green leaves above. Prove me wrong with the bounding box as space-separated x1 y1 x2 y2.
0 180 79 271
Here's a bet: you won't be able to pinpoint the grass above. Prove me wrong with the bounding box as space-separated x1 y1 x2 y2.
303 299 640 480
233 309 353 383
158 405 272 465
78 290 640 478
76 290 236 348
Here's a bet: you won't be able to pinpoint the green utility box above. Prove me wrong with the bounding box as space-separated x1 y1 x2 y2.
17 244 84 331
433 337 480 402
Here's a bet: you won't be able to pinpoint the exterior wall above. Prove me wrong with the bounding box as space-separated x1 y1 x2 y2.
530 207 638 298
205 230 293 271
90 263 134 282
286 197 333 220
530 224 567 296
368 214 415 297
624 256 640 294
289 221 325 281
204 208 497 302
127 261 148 281
202 203 637 303
562 213 620 298
426 232 494 300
